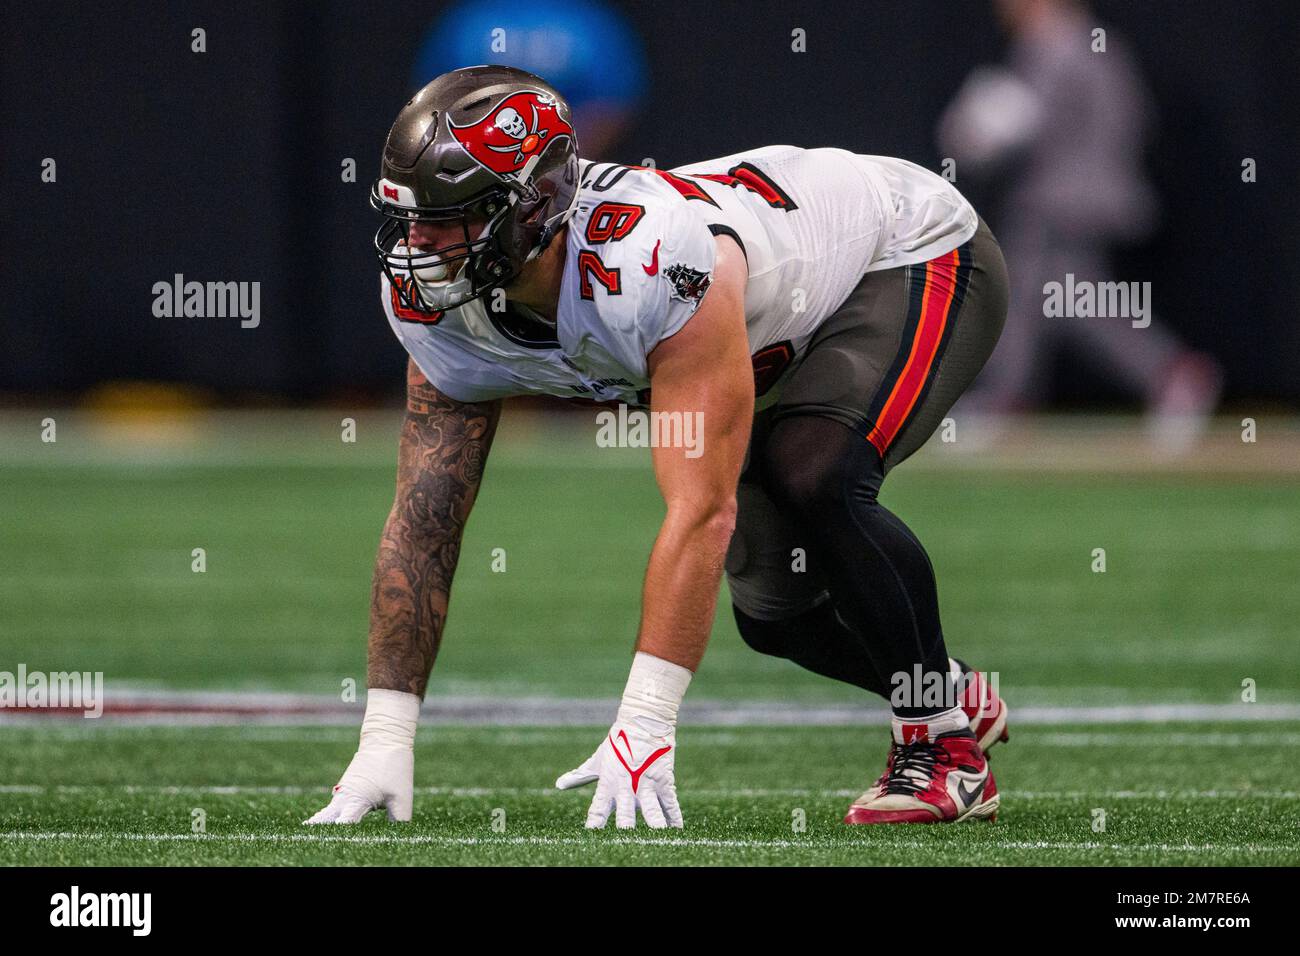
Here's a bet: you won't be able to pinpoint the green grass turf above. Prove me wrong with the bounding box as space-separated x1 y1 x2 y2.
2 722 1298 866
2 412 1298 704
2 412 1299 865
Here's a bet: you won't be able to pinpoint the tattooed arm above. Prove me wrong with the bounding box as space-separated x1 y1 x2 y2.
367 358 502 697
304 359 500 825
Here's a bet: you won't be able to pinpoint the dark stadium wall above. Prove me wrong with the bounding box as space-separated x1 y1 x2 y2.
1 0 1296 403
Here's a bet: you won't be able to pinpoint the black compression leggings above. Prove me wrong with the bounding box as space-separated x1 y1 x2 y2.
735 415 953 717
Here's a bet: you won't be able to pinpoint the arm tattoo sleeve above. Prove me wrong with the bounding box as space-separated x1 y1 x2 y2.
367 361 501 696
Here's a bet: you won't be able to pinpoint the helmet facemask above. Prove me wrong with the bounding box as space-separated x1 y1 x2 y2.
373 175 574 313
372 187 517 312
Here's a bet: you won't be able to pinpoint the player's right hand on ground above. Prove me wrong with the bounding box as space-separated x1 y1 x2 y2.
304 689 420 824
304 747 414 824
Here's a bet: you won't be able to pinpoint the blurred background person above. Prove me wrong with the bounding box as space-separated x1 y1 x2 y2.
411 0 648 160
938 0 1222 449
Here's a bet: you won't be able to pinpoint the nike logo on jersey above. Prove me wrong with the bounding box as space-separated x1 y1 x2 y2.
642 239 660 275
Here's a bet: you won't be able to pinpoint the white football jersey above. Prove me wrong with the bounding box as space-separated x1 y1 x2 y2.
384 145 977 405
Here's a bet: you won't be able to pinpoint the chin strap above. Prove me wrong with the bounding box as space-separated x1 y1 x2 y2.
527 186 581 263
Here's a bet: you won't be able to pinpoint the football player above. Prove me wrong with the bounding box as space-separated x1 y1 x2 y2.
307 65 1010 830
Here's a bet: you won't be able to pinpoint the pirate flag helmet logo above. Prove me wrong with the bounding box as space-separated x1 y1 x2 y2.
448 90 575 188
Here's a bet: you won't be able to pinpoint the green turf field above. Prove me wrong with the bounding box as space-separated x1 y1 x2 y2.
3 723 1299 865
2 411 1299 865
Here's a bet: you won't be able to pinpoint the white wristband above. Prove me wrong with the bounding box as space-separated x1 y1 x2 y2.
616 652 693 727
358 688 420 753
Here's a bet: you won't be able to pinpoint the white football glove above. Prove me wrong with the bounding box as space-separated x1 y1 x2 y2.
304 689 419 825
557 714 682 829
556 652 692 829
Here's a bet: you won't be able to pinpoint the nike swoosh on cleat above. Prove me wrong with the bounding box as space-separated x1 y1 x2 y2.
956 777 985 808
642 239 660 275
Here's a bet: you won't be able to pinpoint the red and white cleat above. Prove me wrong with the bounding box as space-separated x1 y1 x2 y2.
952 657 1009 753
844 726 999 825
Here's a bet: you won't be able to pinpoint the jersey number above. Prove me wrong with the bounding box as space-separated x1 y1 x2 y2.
390 275 445 325
578 251 621 299
586 162 797 212
751 341 795 396
585 202 645 243
645 163 798 211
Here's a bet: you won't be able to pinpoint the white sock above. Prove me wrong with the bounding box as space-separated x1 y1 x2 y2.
892 704 970 743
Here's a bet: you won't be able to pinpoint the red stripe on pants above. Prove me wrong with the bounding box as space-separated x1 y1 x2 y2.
867 249 961 456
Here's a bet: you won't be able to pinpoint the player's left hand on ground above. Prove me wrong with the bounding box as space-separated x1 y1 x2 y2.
557 714 682 829
555 651 693 829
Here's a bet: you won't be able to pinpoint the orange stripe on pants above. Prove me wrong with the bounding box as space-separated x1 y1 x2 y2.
867 248 961 456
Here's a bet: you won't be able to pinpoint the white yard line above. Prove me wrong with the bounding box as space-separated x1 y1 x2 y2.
4 691 1299 727
4 784 1299 800
0 830 1296 855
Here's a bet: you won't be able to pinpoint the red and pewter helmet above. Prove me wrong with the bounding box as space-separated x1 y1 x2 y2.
371 65 581 312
